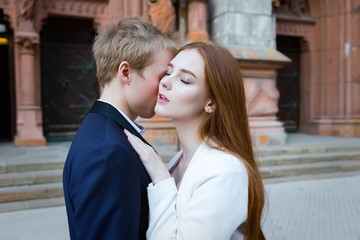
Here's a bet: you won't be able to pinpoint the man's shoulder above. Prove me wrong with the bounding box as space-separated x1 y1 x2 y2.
64 140 139 182
68 140 132 163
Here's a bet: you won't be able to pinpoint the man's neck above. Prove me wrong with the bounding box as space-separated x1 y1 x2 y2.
100 85 136 121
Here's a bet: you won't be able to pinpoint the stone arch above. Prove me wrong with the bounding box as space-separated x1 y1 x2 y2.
274 0 316 133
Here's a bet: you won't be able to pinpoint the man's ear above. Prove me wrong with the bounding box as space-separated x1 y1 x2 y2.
118 61 131 84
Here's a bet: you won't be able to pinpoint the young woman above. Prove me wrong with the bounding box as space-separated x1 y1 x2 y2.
125 42 265 240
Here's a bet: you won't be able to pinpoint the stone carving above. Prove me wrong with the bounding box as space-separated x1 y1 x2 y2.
41 1 107 16
17 0 35 22
274 0 310 17
244 78 279 116
1 0 10 6
16 0 38 32
290 0 308 16
147 0 176 34
276 21 313 36
272 0 280 8
15 34 38 50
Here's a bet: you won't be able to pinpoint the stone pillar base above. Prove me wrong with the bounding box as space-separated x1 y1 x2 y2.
312 118 360 137
14 107 47 147
136 115 178 147
249 116 287 146
14 136 46 146
186 31 209 42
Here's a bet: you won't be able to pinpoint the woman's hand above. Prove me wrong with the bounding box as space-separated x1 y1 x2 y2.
124 129 171 185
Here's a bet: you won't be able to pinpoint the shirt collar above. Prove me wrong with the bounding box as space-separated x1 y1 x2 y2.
97 99 145 135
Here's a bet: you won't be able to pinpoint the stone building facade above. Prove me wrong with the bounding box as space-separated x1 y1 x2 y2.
0 0 359 147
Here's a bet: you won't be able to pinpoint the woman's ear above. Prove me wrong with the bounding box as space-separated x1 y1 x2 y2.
118 61 131 84
204 100 215 113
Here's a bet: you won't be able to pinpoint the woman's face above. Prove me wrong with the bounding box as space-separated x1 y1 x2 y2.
155 48 210 121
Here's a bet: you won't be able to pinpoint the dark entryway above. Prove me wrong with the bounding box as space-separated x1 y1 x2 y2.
0 13 15 142
40 16 98 141
276 35 301 133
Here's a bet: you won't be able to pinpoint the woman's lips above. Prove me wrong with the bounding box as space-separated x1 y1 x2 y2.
158 93 169 103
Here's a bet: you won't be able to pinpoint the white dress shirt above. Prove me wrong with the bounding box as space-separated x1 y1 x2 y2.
146 141 248 240
97 99 144 135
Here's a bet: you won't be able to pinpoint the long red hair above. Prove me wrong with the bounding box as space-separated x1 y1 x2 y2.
178 42 265 240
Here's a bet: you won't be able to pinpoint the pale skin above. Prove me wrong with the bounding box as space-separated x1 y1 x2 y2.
100 47 173 121
125 48 215 187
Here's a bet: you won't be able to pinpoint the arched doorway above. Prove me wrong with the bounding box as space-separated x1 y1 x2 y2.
276 35 302 132
40 16 98 141
274 0 315 134
0 10 15 142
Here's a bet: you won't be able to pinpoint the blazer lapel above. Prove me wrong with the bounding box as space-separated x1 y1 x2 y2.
89 101 151 146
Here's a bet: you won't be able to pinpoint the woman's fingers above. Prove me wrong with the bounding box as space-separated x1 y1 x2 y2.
124 129 171 184
124 130 150 159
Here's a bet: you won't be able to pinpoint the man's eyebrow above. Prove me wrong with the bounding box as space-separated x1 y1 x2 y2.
168 63 197 79
158 69 167 78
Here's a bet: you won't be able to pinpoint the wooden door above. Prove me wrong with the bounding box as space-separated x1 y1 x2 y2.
276 35 301 132
41 17 98 141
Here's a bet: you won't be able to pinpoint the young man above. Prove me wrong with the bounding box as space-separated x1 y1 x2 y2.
62 18 177 240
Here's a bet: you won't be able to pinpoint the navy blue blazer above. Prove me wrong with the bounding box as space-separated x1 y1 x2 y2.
63 101 151 240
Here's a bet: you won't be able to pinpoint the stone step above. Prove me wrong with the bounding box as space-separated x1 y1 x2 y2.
258 151 360 167
0 183 63 203
260 159 360 179
0 196 65 213
256 144 360 157
263 170 360 184
0 149 177 175
0 157 65 174
0 170 63 187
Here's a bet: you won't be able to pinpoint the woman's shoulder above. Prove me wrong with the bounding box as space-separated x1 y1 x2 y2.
198 142 247 174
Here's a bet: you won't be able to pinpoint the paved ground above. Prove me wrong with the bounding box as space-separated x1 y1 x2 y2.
263 175 360 240
0 174 359 240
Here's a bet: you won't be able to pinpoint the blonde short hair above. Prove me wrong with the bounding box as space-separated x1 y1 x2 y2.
93 17 177 86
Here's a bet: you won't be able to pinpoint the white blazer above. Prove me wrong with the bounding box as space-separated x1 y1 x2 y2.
146 142 249 240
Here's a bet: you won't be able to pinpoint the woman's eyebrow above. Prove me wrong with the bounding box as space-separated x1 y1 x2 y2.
168 63 197 79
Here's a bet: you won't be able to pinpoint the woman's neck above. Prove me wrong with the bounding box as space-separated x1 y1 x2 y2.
174 120 203 163
171 120 203 188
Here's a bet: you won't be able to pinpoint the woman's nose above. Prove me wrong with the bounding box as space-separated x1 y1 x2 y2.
160 76 170 89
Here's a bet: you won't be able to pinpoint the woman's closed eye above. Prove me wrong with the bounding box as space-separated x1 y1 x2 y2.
179 74 193 84
180 77 190 84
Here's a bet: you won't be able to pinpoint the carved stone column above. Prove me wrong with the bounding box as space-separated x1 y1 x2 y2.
14 0 46 146
14 31 46 146
147 0 176 34
209 0 290 145
187 0 209 41
227 47 290 145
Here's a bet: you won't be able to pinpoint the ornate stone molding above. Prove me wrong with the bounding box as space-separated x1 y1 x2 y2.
40 0 108 17
15 31 39 50
229 47 290 62
17 0 36 22
273 0 312 18
276 19 314 36
1 0 10 6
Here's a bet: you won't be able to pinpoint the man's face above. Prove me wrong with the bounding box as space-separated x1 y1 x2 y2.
127 48 173 119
